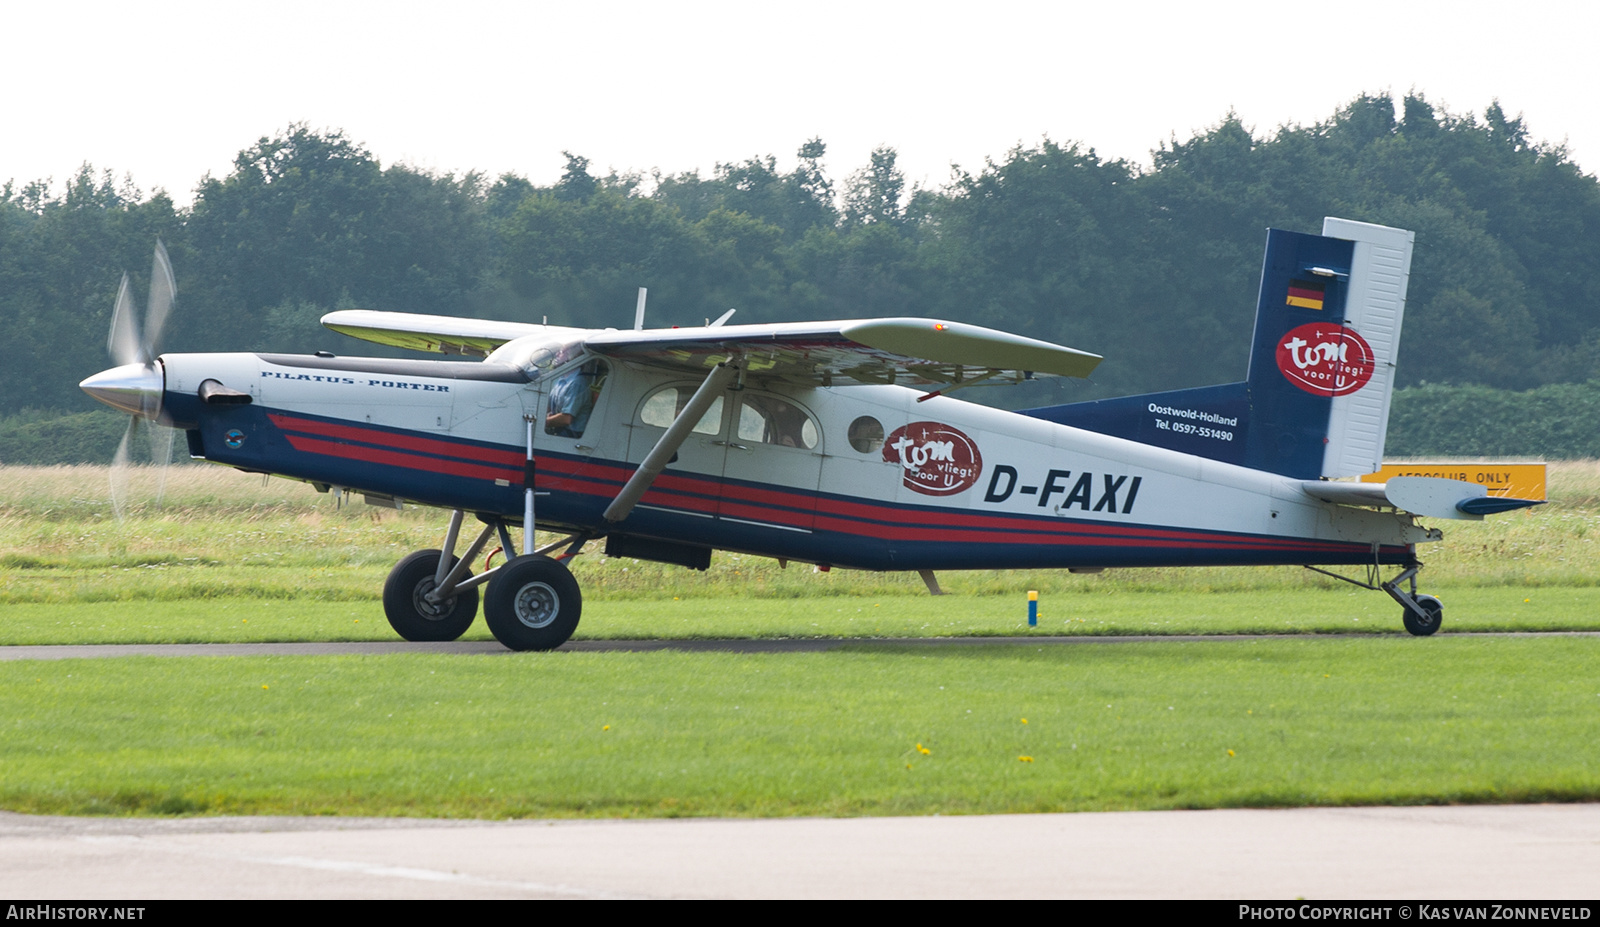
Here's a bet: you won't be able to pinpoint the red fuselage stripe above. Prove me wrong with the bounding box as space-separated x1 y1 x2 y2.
266 413 1373 555
269 413 525 467
283 434 521 483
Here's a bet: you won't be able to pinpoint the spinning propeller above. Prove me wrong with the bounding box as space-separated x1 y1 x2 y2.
79 241 178 519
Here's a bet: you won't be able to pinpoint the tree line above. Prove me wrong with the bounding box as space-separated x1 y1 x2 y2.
3 91 1598 459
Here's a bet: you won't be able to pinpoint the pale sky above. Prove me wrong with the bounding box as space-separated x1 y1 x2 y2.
4 0 1596 206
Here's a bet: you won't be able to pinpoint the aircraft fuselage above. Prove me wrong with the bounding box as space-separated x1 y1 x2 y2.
158 350 1430 573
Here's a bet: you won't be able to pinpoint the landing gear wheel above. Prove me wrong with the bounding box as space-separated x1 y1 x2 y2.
1402 594 1443 636
382 549 479 642
484 554 582 651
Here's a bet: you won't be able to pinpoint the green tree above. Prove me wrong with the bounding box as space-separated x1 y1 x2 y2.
502 189 706 326
186 125 492 349
0 166 182 413
843 146 906 227
653 139 839 239
555 152 598 202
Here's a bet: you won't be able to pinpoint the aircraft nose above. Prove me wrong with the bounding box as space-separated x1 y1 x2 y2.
80 362 164 418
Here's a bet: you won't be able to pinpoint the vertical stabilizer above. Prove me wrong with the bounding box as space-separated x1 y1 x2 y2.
1021 217 1414 479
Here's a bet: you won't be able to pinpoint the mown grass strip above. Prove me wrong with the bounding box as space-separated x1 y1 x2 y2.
4 586 1599 646
3 637 1598 818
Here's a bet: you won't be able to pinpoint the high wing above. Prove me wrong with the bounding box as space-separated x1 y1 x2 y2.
586 318 1101 388
321 310 568 356
322 310 1103 390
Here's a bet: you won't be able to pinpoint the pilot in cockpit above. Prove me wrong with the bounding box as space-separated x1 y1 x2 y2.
545 360 602 438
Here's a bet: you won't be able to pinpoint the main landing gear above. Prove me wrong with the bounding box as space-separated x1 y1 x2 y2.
382 550 479 642
483 554 583 651
1306 557 1443 636
380 508 591 651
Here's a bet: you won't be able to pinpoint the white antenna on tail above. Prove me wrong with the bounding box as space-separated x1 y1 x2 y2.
634 287 648 331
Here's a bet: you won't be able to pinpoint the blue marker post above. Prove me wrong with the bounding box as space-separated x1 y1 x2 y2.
1027 590 1038 627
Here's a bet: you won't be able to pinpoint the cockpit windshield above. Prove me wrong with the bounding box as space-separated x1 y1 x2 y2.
485 334 588 380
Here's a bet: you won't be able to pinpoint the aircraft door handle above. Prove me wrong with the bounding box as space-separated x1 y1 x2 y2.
713 440 751 450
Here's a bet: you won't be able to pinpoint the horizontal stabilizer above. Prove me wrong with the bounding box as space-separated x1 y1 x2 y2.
1300 476 1544 520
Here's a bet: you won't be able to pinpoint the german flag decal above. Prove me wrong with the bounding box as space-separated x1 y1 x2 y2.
1286 277 1326 310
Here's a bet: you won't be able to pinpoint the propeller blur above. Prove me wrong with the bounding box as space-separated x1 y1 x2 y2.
84 241 178 518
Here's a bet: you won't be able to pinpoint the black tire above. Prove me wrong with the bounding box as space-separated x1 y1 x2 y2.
382 549 479 642
484 554 582 651
1402 594 1443 636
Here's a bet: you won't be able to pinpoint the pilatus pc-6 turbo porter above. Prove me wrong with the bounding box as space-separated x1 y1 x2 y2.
81 217 1540 650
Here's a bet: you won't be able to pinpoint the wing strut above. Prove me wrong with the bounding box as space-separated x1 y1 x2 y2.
523 415 537 553
603 361 742 524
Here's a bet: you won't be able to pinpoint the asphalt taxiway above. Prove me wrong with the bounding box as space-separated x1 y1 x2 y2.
2 804 1597 899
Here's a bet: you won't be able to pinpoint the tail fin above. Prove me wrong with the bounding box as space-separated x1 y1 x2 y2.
1022 217 1414 479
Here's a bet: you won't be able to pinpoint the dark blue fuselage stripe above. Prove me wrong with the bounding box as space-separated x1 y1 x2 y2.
203 404 1405 569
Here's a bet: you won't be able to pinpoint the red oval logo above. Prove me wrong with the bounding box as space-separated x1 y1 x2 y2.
883 422 983 496
1275 323 1375 397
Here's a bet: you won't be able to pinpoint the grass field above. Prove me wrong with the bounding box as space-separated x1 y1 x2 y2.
2 462 1599 642
2 463 1598 819
4 586 1600 645
5 638 1598 818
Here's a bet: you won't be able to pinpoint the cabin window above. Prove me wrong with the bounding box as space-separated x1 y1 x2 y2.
545 359 608 439
848 416 884 453
735 394 818 449
639 385 723 435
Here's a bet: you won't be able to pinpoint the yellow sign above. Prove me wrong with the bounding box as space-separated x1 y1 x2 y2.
1360 463 1546 501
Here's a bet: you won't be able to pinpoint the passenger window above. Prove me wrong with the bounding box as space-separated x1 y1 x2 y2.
639 385 723 435
847 416 884 453
736 394 817 449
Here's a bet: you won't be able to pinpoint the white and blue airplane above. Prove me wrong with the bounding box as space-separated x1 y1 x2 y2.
80 217 1541 650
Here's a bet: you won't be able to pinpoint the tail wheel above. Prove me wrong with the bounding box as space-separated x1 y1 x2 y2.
382 549 479 641
484 554 582 651
1402 594 1443 637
